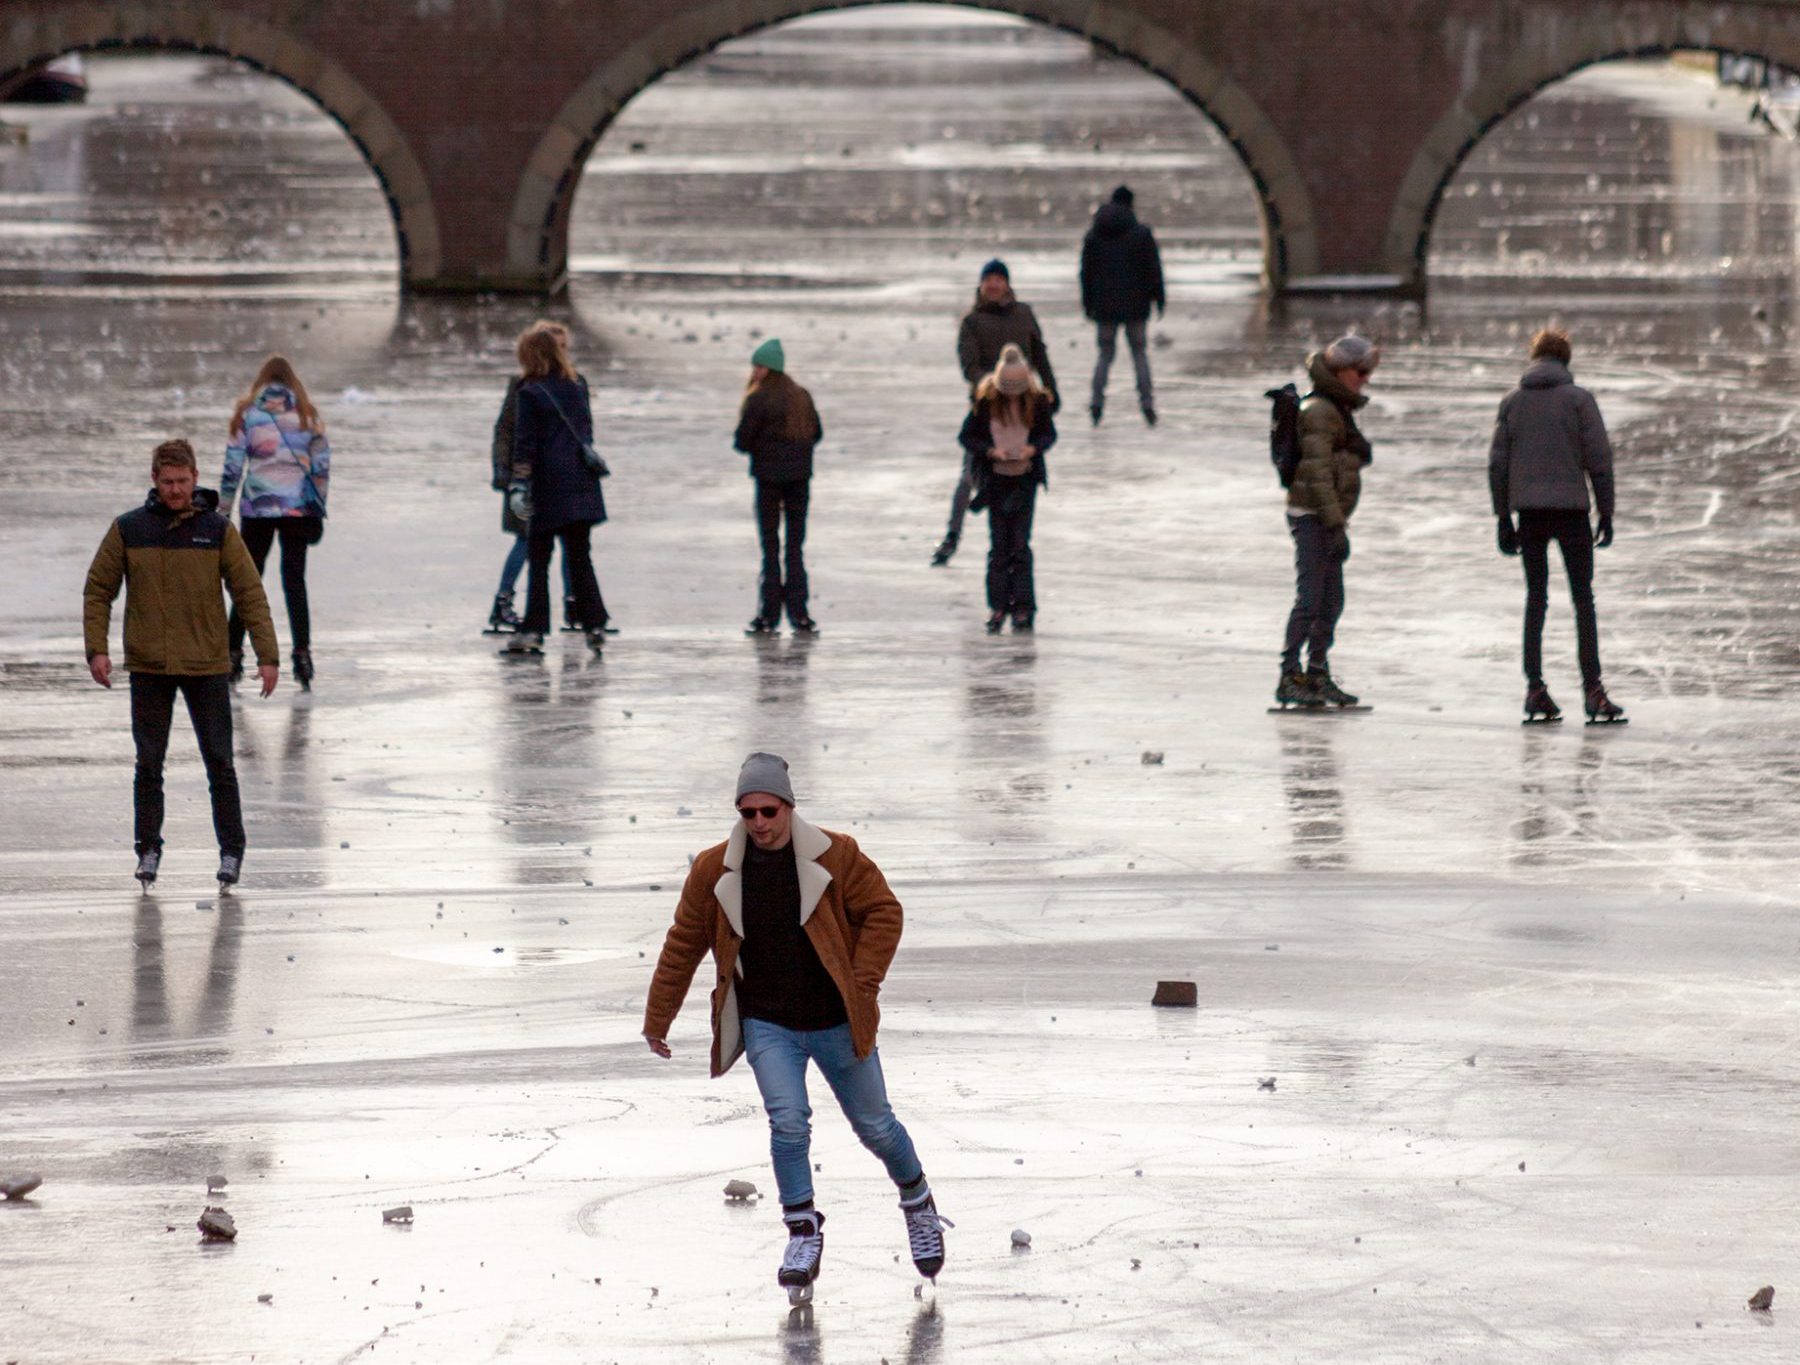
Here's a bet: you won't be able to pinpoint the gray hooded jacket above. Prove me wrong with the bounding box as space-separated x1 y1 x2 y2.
1488 359 1615 518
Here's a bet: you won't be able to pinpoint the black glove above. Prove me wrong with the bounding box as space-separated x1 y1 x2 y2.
1594 515 1614 549
1497 517 1519 556
1327 526 1350 562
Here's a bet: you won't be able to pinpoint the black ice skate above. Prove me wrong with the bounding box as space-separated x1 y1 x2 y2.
500 631 543 657
135 848 160 888
292 647 314 692
1584 682 1627 726
901 1192 953 1282
1306 666 1359 708
1522 680 1562 725
216 854 241 888
1272 668 1321 710
778 1210 825 1306
560 595 582 633
484 594 520 634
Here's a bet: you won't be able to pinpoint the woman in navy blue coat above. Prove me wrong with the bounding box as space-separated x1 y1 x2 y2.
506 325 608 652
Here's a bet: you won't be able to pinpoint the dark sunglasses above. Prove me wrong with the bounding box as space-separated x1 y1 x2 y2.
737 804 782 820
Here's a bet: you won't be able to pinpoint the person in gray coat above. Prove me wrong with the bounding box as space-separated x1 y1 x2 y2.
1489 327 1624 723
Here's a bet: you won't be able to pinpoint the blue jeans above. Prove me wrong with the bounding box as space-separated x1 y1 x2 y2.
742 1018 923 1208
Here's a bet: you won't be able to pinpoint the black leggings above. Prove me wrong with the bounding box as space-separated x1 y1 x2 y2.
1519 508 1600 686
229 518 317 653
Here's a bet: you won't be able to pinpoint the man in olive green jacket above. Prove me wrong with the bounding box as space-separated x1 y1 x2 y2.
84 439 279 888
1278 336 1378 708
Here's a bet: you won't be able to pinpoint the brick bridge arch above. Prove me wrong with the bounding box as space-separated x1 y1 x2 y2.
0 3 440 284
506 0 1317 295
1387 8 1800 289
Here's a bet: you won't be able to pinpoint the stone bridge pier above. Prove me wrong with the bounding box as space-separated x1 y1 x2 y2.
8 0 1800 295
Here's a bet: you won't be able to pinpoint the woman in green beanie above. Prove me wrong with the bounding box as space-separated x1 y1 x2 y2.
736 339 824 634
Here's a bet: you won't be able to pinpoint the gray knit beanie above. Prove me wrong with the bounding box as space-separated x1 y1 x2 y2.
735 751 796 806
1323 334 1380 373
995 343 1031 396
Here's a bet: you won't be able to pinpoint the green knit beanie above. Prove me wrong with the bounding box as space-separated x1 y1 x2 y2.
751 338 785 373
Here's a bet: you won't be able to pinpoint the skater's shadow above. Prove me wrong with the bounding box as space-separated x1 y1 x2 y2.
129 897 244 1069
901 1300 945 1363
754 633 812 711
1276 717 1348 870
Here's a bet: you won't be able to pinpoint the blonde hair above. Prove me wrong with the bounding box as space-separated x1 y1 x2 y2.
517 322 577 381
230 355 322 437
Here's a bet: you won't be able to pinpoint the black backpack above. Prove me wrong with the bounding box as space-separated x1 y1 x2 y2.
1265 383 1304 488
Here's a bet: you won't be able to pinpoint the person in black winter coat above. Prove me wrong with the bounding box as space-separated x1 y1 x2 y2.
933 258 1058 567
735 338 823 635
487 321 572 633
1489 327 1624 723
1080 185 1165 427
504 325 609 654
959 344 1056 633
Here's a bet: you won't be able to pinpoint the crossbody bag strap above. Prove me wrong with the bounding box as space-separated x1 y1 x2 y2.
256 405 327 512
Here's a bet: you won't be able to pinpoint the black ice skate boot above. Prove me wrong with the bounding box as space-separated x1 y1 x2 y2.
485 594 520 634
778 1209 825 1305
292 647 314 692
1584 681 1626 725
1274 667 1320 709
1522 680 1561 724
1307 665 1359 708
216 853 241 888
560 596 582 633
985 611 1006 635
745 616 776 636
900 1190 954 1282
134 848 161 888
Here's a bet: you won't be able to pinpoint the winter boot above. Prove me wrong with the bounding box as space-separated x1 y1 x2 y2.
1275 668 1319 708
900 1191 953 1281
486 594 520 634
1089 401 1103 427
1584 681 1626 724
930 536 957 567
292 647 313 692
135 848 161 887
1307 665 1359 707
779 1209 825 1297
1523 680 1561 722
216 854 241 887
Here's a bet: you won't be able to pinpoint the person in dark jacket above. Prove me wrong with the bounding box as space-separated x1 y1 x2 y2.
736 338 824 636
1080 184 1164 427
84 439 279 889
932 259 1059 566
959 344 1056 632
1490 327 1624 723
1277 335 1378 709
504 325 608 655
488 321 572 634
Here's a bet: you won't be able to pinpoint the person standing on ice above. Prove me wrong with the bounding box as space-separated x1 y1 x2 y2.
220 356 328 691
932 258 1058 566
1276 334 1378 709
84 439 279 889
642 752 949 1302
487 321 573 635
1080 184 1164 427
960 343 1056 633
735 338 823 636
1489 327 1625 723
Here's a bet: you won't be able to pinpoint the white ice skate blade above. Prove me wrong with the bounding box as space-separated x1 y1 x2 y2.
1521 715 1564 726
786 1283 814 1307
1584 717 1629 727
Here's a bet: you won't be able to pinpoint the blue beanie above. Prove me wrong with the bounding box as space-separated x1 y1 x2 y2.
980 258 1009 282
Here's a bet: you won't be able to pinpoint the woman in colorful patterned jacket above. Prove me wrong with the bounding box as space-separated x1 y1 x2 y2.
221 355 330 690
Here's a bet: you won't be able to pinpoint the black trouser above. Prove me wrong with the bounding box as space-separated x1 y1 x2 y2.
942 451 976 545
523 521 606 634
1281 514 1344 673
1519 508 1601 686
229 517 317 653
130 673 243 857
985 475 1037 613
755 477 810 623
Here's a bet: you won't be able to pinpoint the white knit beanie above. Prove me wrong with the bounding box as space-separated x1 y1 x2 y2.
995 343 1031 396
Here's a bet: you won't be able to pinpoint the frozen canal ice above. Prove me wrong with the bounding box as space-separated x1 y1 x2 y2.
1 17 1799 1362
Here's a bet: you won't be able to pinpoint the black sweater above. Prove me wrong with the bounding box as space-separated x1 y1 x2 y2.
737 841 848 1031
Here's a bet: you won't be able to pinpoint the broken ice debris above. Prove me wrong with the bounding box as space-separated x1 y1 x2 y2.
2 1173 43 1200
205 1174 228 1193
1749 1285 1775 1311
197 1207 237 1241
1140 750 1164 765
382 1206 414 1224
257 1293 273 1304
1151 980 1197 1008
1257 1077 1277 1091
1010 1229 1032 1248
722 1179 759 1202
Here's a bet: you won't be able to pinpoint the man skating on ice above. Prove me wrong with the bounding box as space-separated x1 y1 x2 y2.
643 752 949 1301
84 439 279 888
1489 327 1625 724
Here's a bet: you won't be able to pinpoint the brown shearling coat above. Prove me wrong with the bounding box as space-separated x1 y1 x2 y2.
642 815 903 1077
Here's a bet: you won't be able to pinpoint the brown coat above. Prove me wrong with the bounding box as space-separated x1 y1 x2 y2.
642 815 904 1077
1287 352 1370 530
